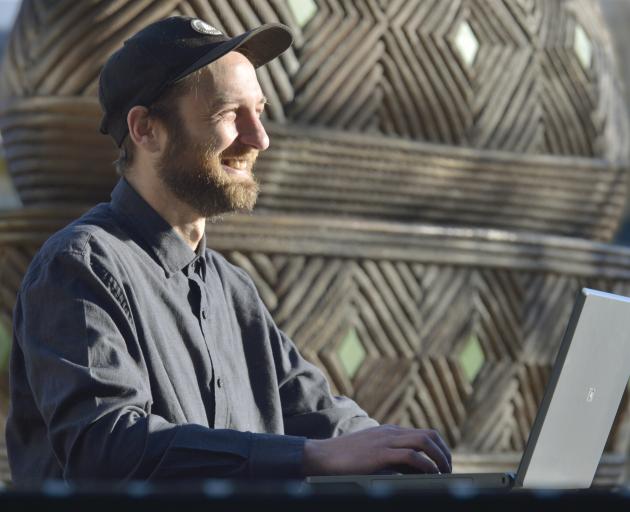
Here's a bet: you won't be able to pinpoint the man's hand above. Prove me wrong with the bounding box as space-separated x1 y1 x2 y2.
302 425 452 476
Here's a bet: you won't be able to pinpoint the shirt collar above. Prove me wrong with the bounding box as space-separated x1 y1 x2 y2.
110 178 206 277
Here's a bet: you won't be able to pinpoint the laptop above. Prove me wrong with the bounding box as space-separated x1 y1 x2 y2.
306 288 630 491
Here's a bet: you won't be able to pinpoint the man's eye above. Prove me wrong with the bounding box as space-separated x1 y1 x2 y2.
219 110 237 119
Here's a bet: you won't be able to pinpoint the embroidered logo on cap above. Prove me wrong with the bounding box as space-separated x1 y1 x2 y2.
191 19 222 36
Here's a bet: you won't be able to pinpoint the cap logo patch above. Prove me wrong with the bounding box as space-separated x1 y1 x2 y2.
191 19 222 36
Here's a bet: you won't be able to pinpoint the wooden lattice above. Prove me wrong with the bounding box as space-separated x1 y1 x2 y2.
0 0 629 485
0 1 628 235
255 123 628 240
290 0 628 160
214 217 630 484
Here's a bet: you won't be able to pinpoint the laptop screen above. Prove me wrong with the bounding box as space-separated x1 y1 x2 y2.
516 288 630 488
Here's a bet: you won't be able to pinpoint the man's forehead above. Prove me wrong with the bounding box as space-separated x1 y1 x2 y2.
186 54 266 107
208 93 268 106
206 50 257 79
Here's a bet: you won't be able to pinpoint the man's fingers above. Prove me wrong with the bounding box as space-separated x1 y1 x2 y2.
412 435 451 474
422 435 451 474
385 448 440 474
389 430 452 473
426 430 452 471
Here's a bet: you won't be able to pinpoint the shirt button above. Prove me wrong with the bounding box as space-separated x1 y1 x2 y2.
217 378 222 388
201 309 207 319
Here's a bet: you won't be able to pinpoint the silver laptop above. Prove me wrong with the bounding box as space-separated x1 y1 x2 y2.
306 288 630 491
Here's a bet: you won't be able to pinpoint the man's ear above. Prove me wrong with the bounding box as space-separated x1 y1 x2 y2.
127 106 163 153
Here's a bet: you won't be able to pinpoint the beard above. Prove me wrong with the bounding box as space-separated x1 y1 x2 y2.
156 123 260 218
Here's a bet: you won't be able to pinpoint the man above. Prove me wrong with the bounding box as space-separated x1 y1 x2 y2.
6 16 451 484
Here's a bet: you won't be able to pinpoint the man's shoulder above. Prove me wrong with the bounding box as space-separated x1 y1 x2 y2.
25 203 127 279
205 248 254 288
202 249 292 337
203 248 269 317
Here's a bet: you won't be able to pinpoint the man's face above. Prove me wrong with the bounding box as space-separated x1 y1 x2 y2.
155 51 269 218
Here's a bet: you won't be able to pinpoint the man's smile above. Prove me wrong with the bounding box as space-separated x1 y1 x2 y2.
220 155 256 178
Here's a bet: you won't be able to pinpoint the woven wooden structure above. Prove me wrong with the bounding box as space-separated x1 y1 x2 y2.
1 0 630 485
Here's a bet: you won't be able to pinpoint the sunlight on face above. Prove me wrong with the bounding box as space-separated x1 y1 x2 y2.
156 52 268 218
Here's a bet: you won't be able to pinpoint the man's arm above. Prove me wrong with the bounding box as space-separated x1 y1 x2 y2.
271 325 452 476
303 425 452 475
229 264 452 476
12 249 305 481
272 326 380 438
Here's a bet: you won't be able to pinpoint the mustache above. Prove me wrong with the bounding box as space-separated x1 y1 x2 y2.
218 148 259 163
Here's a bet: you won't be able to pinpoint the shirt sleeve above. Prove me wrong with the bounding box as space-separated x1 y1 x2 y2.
226 263 380 439
14 248 305 481
270 317 380 438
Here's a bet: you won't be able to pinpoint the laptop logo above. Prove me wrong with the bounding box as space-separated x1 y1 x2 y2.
586 387 596 402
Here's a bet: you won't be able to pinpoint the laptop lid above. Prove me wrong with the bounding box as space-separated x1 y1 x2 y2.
515 288 630 489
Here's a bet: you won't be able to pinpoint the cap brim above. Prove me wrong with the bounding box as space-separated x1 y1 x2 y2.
173 23 293 83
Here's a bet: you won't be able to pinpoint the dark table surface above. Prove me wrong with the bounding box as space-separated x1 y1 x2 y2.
1 479 630 512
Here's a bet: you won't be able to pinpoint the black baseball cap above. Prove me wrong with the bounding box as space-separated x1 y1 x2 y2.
99 16 293 146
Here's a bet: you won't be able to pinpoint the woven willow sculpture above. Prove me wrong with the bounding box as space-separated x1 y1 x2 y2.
0 0 629 484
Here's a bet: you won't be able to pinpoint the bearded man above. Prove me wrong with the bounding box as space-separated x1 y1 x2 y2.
5 17 451 484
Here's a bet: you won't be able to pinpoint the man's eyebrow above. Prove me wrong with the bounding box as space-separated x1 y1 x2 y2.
206 95 268 109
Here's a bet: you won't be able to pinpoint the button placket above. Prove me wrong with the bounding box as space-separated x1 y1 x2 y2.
195 270 229 428
186 271 222 426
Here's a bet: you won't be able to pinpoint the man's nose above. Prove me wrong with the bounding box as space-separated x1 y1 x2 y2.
238 113 270 151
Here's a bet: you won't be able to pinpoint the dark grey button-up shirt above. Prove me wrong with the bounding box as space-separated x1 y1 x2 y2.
6 179 377 484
